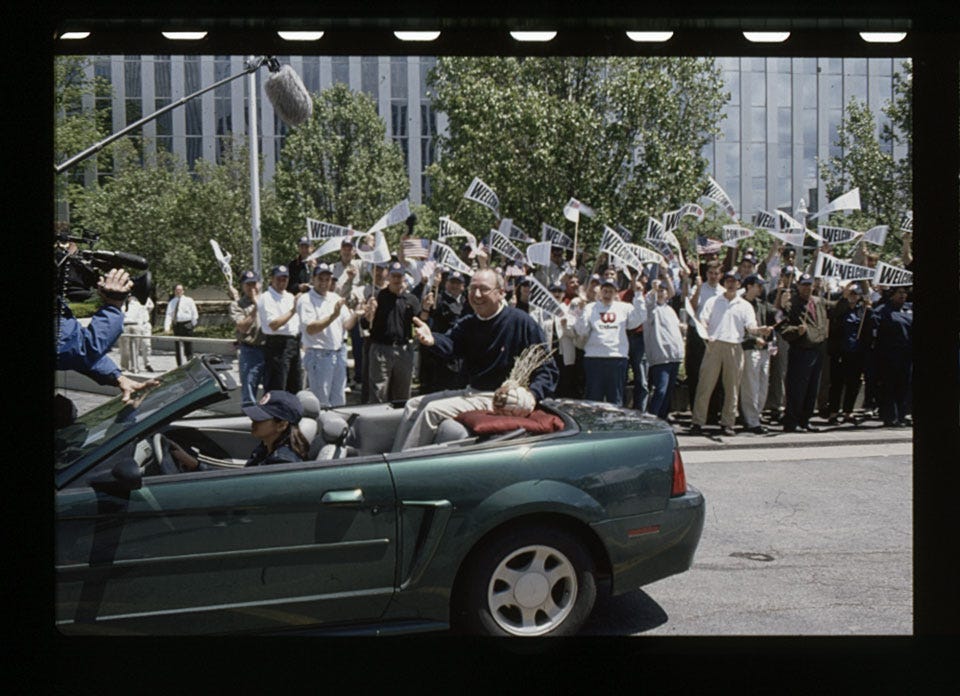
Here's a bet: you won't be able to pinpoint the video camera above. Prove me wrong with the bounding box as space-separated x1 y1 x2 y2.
55 227 152 305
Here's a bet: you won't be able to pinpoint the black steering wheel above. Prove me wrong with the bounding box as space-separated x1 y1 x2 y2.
151 433 183 475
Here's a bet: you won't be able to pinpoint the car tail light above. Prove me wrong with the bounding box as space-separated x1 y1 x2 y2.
671 448 687 497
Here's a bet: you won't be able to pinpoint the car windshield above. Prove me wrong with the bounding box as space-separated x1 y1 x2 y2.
55 361 214 470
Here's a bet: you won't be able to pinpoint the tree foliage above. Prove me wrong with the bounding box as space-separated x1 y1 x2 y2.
72 137 262 296
425 57 729 253
269 83 410 256
818 60 912 259
54 56 112 202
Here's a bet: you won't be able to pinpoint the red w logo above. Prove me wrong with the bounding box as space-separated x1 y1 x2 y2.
601 312 616 323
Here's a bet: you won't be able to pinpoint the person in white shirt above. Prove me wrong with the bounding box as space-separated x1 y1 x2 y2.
573 276 647 405
688 271 772 436
121 295 152 372
258 265 303 394
163 284 198 366
299 263 363 407
685 260 723 422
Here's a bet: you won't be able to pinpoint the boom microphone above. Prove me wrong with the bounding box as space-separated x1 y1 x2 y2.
264 64 314 127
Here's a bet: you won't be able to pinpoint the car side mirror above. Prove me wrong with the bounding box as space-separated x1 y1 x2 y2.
113 457 143 489
92 457 143 494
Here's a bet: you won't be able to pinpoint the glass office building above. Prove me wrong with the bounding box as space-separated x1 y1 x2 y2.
71 55 908 219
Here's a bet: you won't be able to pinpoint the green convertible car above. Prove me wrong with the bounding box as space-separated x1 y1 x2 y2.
55 357 704 637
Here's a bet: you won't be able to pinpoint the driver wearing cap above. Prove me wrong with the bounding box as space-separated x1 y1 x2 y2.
170 390 308 471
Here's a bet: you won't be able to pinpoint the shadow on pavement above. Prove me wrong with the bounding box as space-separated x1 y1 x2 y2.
579 589 669 635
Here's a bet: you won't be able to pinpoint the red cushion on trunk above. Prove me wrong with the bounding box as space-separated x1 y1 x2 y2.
455 408 565 435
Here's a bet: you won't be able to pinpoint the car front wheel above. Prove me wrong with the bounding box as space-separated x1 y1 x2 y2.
457 525 597 637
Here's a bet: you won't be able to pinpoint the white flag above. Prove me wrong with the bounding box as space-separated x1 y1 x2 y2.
809 187 861 220
777 209 806 231
429 240 473 274
498 218 534 244
626 243 665 266
367 199 411 234
355 230 391 264
899 210 913 233
861 225 889 247
438 216 478 251
814 252 876 282
488 230 526 263
722 224 756 248
209 239 232 279
599 225 645 271
813 225 862 245
646 216 681 251
662 203 705 233
873 261 913 287
754 209 778 230
541 222 574 250
764 228 808 248
563 198 595 223
702 176 738 221
684 296 709 339
306 217 353 241
526 277 566 318
526 241 554 267
463 177 500 217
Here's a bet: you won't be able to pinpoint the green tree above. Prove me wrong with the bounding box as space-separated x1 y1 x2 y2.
54 56 112 210
269 83 410 259
818 60 912 259
425 57 729 253
72 137 262 295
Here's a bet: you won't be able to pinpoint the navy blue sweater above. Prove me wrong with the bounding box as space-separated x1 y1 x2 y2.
429 305 558 401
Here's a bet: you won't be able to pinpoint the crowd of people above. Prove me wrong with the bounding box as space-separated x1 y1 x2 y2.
120 229 913 438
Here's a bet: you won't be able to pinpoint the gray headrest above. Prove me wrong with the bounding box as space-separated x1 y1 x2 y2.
297 390 321 418
319 412 349 444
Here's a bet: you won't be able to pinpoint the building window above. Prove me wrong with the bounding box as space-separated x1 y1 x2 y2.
154 56 173 155
214 56 232 164
184 56 203 170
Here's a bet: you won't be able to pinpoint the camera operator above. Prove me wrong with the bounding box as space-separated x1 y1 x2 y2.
56 234 157 405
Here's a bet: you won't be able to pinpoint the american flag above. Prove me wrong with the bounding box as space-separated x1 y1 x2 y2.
402 237 432 259
696 235 723 256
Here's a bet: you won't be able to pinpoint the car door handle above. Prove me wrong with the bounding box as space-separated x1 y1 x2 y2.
321 489 364 505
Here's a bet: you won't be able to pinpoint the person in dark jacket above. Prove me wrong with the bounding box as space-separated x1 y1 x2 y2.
872 286 913 427
826 282 872 425
778 273 831 432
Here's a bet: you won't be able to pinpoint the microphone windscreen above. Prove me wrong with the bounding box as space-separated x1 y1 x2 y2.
264 65 313 127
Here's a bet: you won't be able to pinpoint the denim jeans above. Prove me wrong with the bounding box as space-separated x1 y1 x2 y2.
238 344 265 407
646 362 680 420
583 356 628 405
303 347 349 408
628 331 649 410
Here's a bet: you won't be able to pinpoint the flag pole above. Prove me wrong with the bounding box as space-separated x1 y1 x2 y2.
572 216 580 270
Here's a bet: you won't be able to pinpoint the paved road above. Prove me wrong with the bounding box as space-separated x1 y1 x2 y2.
582 444 912 636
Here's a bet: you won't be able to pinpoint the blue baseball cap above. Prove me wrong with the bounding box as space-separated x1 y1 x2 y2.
447 271 464 282
388 261 405 275
242 390 303 424
798 273 814 285
270 265 289 277
298 236 311 246
240 270 259 284
313 263 333 276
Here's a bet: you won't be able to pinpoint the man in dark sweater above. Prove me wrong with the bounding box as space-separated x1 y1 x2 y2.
392 268 558 450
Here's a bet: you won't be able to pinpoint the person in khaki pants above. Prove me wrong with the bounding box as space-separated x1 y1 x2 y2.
688 271 772 437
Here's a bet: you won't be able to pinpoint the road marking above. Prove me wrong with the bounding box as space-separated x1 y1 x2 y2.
681 442 912 463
